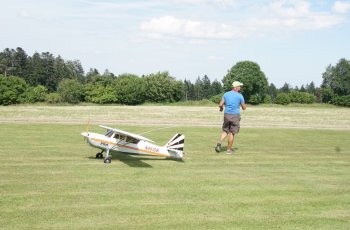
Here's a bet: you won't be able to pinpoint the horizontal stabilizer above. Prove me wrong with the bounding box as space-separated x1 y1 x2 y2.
166 134 185 152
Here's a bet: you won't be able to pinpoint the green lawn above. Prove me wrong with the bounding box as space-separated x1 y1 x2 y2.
1 123 349 229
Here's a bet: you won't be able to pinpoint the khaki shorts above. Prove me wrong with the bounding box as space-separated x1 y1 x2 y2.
222 114 241 134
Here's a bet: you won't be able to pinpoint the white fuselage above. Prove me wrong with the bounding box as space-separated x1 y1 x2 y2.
81 132 183 159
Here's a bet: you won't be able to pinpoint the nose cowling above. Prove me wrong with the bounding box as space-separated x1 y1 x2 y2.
81 132 89 137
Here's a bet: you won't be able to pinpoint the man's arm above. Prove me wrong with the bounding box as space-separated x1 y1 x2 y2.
219 99 225 112
240 95 247 110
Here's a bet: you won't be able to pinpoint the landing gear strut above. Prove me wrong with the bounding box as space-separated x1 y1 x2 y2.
104 149 111 164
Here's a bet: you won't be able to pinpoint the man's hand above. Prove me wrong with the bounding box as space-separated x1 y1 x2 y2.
219 99 224 112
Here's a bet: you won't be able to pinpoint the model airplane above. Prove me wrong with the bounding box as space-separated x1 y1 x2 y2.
81 125 185 164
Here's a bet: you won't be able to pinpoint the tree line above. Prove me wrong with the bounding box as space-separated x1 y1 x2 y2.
212 59 350 107
1 47 349 106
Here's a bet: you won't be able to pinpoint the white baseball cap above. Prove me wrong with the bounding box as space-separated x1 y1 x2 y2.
232 81 243 88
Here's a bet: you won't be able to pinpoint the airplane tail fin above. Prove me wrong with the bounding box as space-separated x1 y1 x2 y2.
165 133 185 158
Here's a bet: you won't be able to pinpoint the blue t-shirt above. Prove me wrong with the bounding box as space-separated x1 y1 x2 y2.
222 91 245 115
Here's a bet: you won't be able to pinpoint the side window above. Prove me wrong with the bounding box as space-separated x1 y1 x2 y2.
114 134 125 140
126 136 139 144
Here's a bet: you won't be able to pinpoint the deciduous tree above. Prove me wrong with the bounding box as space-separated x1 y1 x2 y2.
222 61 268 104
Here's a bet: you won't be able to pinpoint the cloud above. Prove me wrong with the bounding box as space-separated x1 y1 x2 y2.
17 9 47 21
249 0 344 31
80 0 159 10
140 16 242 40
139 0 347 42
333 1 350 13
207 55 224 61
170 0 238 7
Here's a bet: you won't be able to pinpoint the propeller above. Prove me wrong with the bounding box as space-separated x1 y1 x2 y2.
82 117 90 142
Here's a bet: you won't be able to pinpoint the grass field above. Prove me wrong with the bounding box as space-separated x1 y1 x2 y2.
1 105 350 229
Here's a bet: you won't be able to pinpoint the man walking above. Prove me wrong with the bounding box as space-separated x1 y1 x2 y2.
215 81 247 154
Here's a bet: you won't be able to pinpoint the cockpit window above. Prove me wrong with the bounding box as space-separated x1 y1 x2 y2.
114 133 126 140
105 132 139 144
105 130 114 137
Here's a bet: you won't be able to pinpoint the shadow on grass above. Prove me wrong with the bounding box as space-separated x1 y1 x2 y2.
87 152 184 168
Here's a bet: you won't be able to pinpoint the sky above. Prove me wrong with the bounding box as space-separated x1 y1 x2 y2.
1 0 350 87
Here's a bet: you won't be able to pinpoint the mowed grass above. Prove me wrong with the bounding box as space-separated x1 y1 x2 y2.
1 104 350 129
1 123 350 229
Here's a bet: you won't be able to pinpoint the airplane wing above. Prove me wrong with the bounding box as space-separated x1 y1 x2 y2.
99 125 155 143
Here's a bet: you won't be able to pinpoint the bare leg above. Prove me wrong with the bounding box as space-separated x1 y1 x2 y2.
215 131 228 153
219 131 228 143
227 133 234 150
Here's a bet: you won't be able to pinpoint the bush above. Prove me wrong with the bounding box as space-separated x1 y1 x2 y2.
0 75 28 105
58 79 84 104
144 72 183 103
289 91 315 104
84 83 118 104
320 87 334 103
46 93 62 104
248 95 260 105
115 75 145 105
331 95 350 107
300 92 316 104
275 93 291 105
210 93 224 104
263 95 272 104
20 85 48 103
288 91 302 103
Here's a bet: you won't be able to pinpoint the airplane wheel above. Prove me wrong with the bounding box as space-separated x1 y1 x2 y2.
104 157 111 164
96 152 103 159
